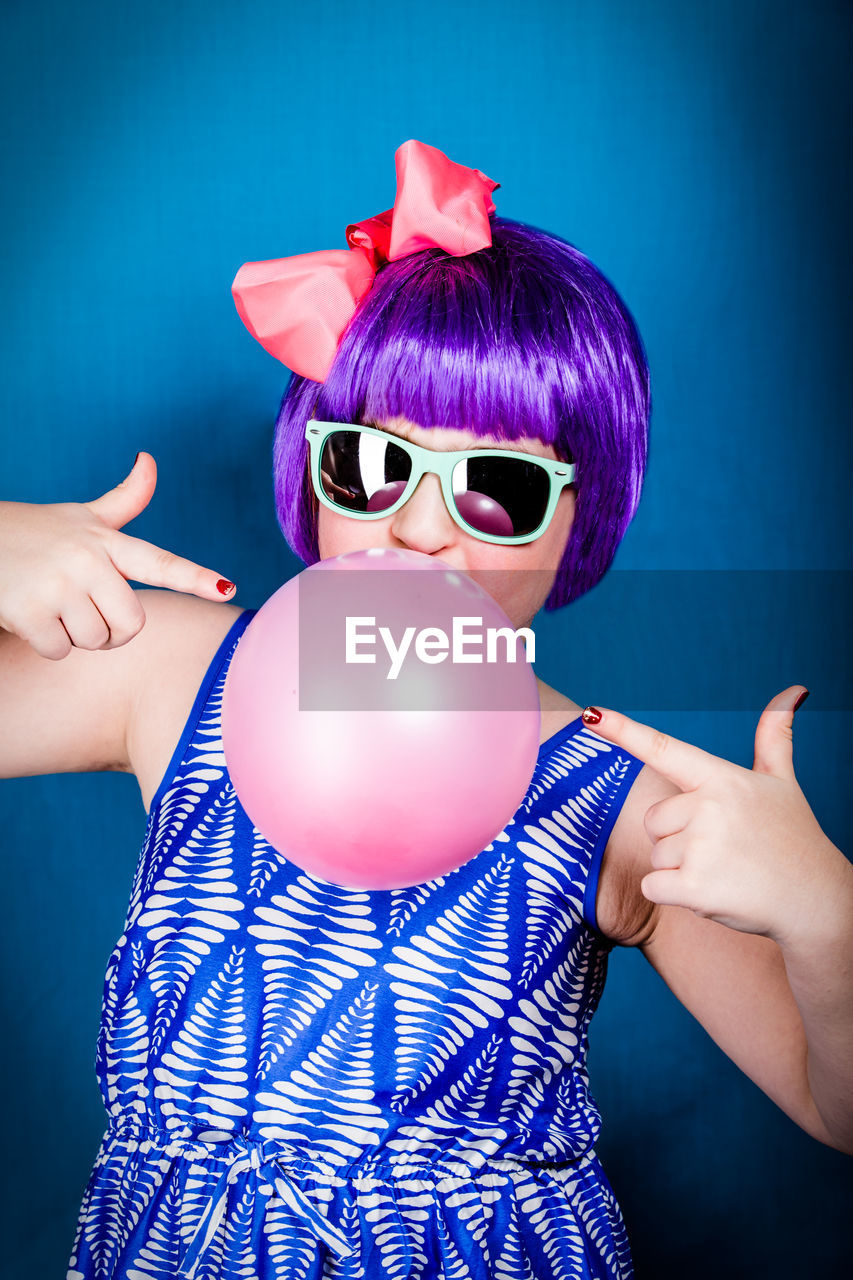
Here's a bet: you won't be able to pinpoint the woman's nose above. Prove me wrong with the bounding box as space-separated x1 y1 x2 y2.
389 472 457 554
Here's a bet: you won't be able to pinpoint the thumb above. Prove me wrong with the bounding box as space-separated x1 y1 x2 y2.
84 451 158 530
752 685 809 780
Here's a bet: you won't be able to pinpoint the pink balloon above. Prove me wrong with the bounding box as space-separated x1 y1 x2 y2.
221 548 540 889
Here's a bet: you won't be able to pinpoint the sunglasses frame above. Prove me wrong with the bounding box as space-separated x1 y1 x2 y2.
305 420 577 546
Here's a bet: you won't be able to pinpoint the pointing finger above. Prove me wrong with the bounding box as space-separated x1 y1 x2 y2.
104 529 237 601
581 705 730 792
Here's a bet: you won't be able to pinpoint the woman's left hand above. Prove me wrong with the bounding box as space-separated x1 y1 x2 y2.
582 686 850 947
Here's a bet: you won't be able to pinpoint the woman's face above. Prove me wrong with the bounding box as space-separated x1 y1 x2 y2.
315 416 576 629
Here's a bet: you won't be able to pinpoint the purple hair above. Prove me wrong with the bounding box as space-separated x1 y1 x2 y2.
272 216 649 610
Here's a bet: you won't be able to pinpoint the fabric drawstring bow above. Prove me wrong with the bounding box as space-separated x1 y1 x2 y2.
231 139 500 383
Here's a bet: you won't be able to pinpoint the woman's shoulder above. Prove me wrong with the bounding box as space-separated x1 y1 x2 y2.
124 590 248 813
128 588 248 683
535 676 675 946
535 676 584 745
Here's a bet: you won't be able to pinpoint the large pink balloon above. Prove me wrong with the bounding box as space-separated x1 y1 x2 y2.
221 548 540 889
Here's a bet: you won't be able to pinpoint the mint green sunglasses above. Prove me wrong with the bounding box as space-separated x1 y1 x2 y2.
305 420 576 546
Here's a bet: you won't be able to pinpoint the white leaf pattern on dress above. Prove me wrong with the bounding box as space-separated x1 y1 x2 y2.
153 945 250 1130
254 981 390 1162
386 855 514 1109
248 878 381 1078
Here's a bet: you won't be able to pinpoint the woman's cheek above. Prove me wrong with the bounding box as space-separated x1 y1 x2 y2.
317 509 382 559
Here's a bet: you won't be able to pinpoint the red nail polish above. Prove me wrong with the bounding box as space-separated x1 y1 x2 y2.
217 579 236 595
793 689 809 713
582 706 602 725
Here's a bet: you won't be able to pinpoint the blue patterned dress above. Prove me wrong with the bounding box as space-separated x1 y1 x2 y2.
67 608 644 1280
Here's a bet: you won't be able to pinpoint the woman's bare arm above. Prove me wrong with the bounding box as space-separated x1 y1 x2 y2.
608 758 853 1153
0 618 142 778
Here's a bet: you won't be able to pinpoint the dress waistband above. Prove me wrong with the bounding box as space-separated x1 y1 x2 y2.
107 1117 353 1277
107 1115 592 1181
106 1115 597 1276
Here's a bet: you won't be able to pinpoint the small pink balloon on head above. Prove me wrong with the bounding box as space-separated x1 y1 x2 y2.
230 140 500 382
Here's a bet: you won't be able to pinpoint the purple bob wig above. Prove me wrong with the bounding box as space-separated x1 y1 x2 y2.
272 216 649 611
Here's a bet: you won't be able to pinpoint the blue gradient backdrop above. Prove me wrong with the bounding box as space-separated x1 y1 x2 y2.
1 1 851 1275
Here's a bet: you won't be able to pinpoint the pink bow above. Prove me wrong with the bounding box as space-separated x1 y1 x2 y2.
231 140 499 383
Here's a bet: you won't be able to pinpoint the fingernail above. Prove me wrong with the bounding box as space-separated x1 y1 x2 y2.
582 706 602 725
133 452 140 467
217 579 236 595
793 689 809 713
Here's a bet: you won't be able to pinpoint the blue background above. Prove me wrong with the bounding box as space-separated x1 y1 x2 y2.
1 0 852 1274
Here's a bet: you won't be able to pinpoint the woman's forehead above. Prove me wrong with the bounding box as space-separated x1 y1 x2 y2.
371 415 557 459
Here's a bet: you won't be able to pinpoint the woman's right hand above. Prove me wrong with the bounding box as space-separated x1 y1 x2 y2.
0 452 237 660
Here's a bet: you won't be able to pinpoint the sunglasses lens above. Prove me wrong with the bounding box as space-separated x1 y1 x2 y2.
319 431 412 514
452 456 550 538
